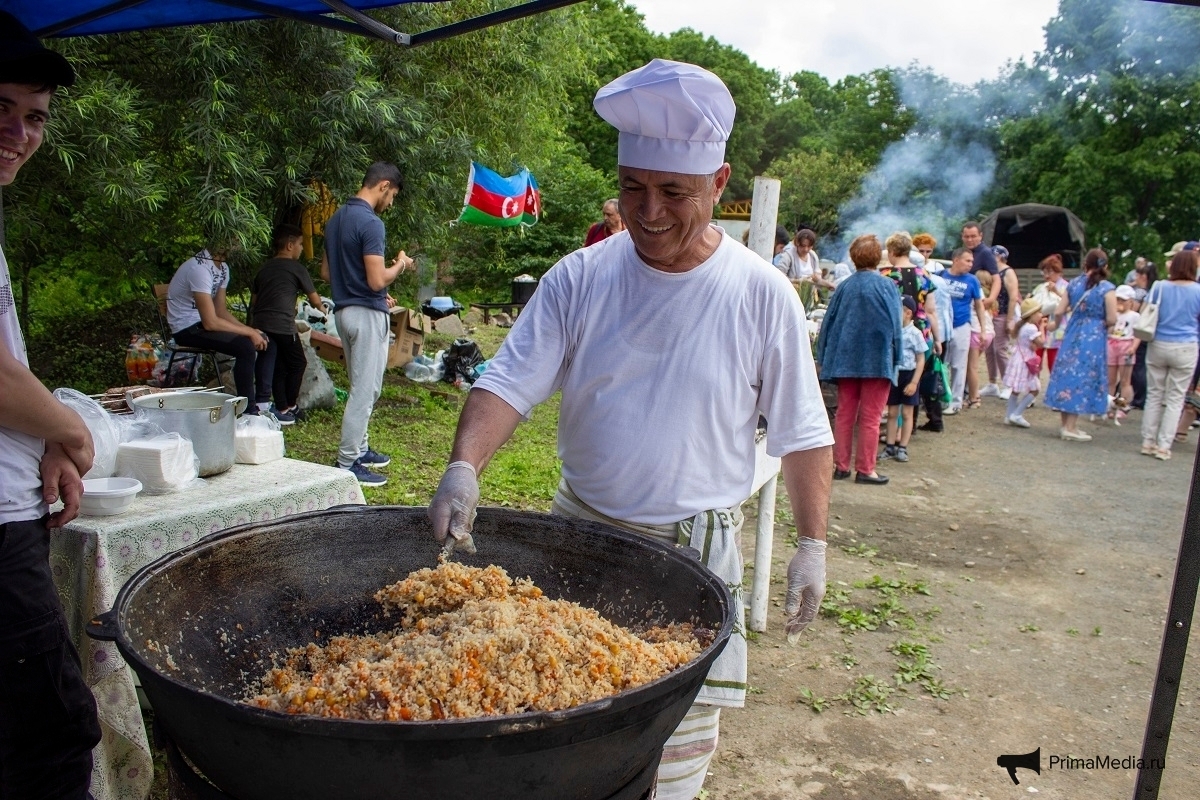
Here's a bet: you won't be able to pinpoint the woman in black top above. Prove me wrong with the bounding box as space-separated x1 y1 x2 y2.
982 245 1022 399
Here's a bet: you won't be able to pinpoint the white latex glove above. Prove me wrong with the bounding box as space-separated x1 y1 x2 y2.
428 461 479 554
785 537 827 644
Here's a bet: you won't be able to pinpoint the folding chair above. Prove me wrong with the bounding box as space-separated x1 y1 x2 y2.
152 284 229 389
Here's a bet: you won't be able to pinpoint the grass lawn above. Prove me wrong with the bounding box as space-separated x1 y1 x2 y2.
283 324 562 510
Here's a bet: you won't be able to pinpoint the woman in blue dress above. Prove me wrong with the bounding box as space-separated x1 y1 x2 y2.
1045 249 1118 441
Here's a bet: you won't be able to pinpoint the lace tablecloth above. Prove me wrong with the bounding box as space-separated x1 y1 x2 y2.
50 459 366 800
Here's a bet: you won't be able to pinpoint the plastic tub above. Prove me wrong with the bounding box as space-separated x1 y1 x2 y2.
80 477 143 517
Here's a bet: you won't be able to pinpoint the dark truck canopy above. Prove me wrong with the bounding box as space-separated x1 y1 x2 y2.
981 203 1086 271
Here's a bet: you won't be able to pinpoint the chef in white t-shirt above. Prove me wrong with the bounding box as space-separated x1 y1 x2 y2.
428 59 834 800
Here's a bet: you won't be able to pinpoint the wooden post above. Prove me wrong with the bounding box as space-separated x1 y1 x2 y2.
750 473 778 632
747 177 780 262
746 177 783 632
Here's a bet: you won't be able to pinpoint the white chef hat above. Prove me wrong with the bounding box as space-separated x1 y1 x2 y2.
593 59 736 175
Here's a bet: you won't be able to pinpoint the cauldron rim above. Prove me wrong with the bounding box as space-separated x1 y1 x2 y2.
100 505 735 741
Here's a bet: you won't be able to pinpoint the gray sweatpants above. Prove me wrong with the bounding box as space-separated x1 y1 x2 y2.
335 304 389 467
946 323 972 407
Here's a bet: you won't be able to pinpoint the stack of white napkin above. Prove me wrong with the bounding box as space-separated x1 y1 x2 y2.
235 426 284 464
115 435 198 493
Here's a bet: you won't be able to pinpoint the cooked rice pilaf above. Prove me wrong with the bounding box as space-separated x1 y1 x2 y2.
247 562 705 721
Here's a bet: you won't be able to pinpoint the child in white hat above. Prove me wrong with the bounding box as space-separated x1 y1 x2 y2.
1107 284 1141 419
1004 297 1048 427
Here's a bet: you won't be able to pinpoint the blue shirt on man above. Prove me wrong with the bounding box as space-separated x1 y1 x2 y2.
969 243 998 276
942 272 982 328
325 197 387 313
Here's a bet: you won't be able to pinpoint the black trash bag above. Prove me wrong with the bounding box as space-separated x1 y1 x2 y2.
442 338 485 384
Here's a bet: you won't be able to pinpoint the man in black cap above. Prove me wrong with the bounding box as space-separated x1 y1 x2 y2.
0 12 103 799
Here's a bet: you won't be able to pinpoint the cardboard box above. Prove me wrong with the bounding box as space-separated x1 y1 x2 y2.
310 309 428 369
387 307 429 369
310 329 344 365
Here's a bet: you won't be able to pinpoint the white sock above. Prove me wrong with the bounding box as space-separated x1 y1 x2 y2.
1006 394 1021 418
257 402 271 412
1018 393 1035 415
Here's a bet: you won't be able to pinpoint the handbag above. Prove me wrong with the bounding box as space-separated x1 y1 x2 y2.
931 353 952 405
1025 355 1042 374
1133 282 1162 342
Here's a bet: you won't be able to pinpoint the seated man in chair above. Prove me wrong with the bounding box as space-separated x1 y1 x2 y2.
166 242 270 409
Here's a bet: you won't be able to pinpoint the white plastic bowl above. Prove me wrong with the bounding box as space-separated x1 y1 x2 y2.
80 477 143 517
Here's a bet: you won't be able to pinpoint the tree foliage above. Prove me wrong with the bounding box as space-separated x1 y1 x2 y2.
989 0 1200 260
11 0 1200 353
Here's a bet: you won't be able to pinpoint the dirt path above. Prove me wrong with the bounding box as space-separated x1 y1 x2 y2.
712 395 1200 800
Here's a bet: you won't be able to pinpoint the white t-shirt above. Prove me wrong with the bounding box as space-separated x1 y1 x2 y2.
1111 309 1141 340
473 228 833 525
0 245 48 524
167 250 230 333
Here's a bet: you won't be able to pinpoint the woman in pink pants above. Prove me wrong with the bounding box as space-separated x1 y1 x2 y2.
815 235 903 485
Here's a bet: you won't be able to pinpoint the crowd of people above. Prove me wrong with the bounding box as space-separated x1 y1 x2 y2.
792 222 1200 482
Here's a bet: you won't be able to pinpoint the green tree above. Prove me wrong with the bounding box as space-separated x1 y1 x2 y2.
5 1 601 325
989 0 1200 260
765 149 868 238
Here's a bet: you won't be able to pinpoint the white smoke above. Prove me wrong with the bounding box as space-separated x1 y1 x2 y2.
835 134 996 257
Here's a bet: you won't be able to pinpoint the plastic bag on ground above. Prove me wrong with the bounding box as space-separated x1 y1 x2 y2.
441 339 485 385
53 388 120 479
404 354 445 383
297 343 337 410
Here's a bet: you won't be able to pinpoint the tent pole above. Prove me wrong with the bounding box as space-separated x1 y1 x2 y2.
1133 446 1200 798
35 0 150 37
407 0 584 47
316 0 409 44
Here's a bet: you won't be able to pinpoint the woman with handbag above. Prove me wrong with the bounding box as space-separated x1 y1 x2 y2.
1044 249 1117 441
1139 250 1200 460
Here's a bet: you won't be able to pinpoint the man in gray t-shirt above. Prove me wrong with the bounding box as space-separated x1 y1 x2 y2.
320 162 414 486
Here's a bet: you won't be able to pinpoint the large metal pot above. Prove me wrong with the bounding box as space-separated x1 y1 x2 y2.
87 506 733 800
131 391 246 476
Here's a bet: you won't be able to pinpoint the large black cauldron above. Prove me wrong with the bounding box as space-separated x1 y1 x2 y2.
88 506 732 800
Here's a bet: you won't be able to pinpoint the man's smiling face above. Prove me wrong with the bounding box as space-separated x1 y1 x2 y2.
0 83 51 186
617 165 728 272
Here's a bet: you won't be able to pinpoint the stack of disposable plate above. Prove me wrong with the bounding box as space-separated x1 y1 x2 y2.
115 436 197 493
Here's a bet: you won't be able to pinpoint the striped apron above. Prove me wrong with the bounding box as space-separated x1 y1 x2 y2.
552 479 747 800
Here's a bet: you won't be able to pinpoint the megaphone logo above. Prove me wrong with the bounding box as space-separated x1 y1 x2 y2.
996 747 1041 784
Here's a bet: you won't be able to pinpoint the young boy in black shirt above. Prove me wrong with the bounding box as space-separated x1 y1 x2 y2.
249 224 325 423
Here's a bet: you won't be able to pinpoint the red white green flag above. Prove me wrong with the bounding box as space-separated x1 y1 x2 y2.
458 162 540 227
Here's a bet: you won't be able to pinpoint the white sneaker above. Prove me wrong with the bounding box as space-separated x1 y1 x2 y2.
1005 415 1031 428
980 383 1000 398
1061 428 1093 441
998 386 1013 400
943 404 961 416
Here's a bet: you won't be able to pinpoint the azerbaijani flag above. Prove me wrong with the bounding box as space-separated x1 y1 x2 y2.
458 162 541 227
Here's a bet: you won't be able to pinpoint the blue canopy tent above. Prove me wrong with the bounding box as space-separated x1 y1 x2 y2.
6 0 583 47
